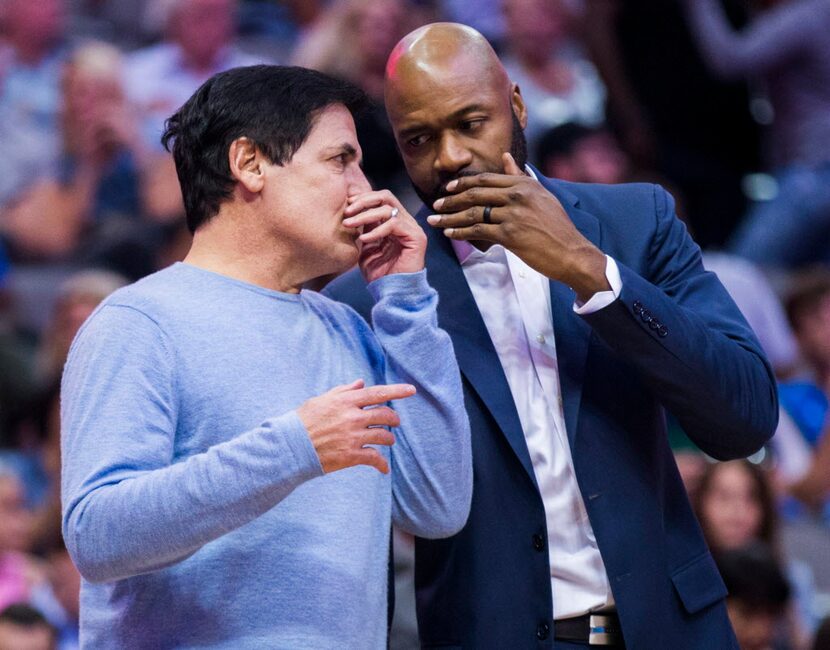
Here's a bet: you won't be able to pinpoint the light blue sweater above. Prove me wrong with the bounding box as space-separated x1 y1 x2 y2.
60 263 472 649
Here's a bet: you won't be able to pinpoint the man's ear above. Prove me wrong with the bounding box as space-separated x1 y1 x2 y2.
511 83 528 130
228 137 265 193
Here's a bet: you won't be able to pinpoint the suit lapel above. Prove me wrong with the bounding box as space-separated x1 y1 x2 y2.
541 174 602 449
422 219 538 487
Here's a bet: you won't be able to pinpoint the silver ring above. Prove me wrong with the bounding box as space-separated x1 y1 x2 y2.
482 205 493 224
390 207 399 219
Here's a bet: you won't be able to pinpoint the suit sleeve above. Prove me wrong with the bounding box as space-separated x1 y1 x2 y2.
581 185 778 460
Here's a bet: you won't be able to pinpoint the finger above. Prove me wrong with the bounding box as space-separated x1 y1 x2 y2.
345 189 399 216
352 383 416 407
443 223 502 242
442 172 517 195
502 152 524 176
330 379 365 394
432 187 509 214
357 215 416 244
427 205 501 229
342 204 397 229
354 448 390 474
361 428 396 447
360 406 401 429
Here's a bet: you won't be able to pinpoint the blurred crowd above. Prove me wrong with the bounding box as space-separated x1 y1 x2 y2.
1 0 829 648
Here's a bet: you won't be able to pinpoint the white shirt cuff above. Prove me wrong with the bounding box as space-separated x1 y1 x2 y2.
573 255 622 315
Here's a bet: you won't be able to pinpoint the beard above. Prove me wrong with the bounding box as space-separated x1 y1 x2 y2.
411 110 529 208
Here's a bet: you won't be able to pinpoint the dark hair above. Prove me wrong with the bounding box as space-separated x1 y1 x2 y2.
162 65 368 232
714 542 790 612
693 459 779 555
815 615 830 650
535 122 599 166
0 603 55 631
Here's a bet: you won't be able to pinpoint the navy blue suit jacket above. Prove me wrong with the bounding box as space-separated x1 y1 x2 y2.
325 173 778 649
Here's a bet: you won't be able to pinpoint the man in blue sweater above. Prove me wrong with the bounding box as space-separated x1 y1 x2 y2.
60 65 472 648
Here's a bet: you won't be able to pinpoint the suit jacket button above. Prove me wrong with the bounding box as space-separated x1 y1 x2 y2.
632 300 643 313
532 534 545 551
649 320 660 330
641 312 652 323
658 325 668 337
536 622 550 640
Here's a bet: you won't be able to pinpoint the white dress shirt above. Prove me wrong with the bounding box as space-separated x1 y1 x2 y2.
452 233 622 619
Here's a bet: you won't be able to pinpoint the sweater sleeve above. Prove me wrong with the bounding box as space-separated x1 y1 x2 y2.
683 0 813 77
366 271 472 539
61 305 323 584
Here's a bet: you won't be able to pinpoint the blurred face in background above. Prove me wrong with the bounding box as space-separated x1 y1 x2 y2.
503 0 569 60
792 295 830 372
50 290 107 361
543 131 628 185
355 0 406 72
62 44 125 152
699 462 764 550
171 0 235 69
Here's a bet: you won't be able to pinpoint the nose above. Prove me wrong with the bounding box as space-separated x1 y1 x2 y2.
348 164 372 195
435 133 473 175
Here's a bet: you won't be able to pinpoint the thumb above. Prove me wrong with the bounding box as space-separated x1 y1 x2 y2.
502 152 523 176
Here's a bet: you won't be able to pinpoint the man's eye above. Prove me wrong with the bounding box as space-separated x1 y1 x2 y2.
407 134 430 148
460 119 484 132
332 153 349 165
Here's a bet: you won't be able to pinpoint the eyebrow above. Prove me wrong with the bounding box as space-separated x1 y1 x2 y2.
325 143 358 157
398 104 490 140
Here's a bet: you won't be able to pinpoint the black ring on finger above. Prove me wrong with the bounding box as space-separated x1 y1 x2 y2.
482 205 493 224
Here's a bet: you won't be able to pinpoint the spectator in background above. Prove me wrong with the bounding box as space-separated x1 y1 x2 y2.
0 604 56 650
682 0 830 269
0 42 180 278
695 460 779 555
695 460 816 645
782 271 830 449
535 122 628 185
35 270 128 386
0 0 67 207
124 0 264 150
500 0 605 156
715 543 792 650
534 121 689 220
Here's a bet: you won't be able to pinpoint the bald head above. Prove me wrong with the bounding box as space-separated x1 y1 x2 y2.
385 23 510 111
381 22 528 208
